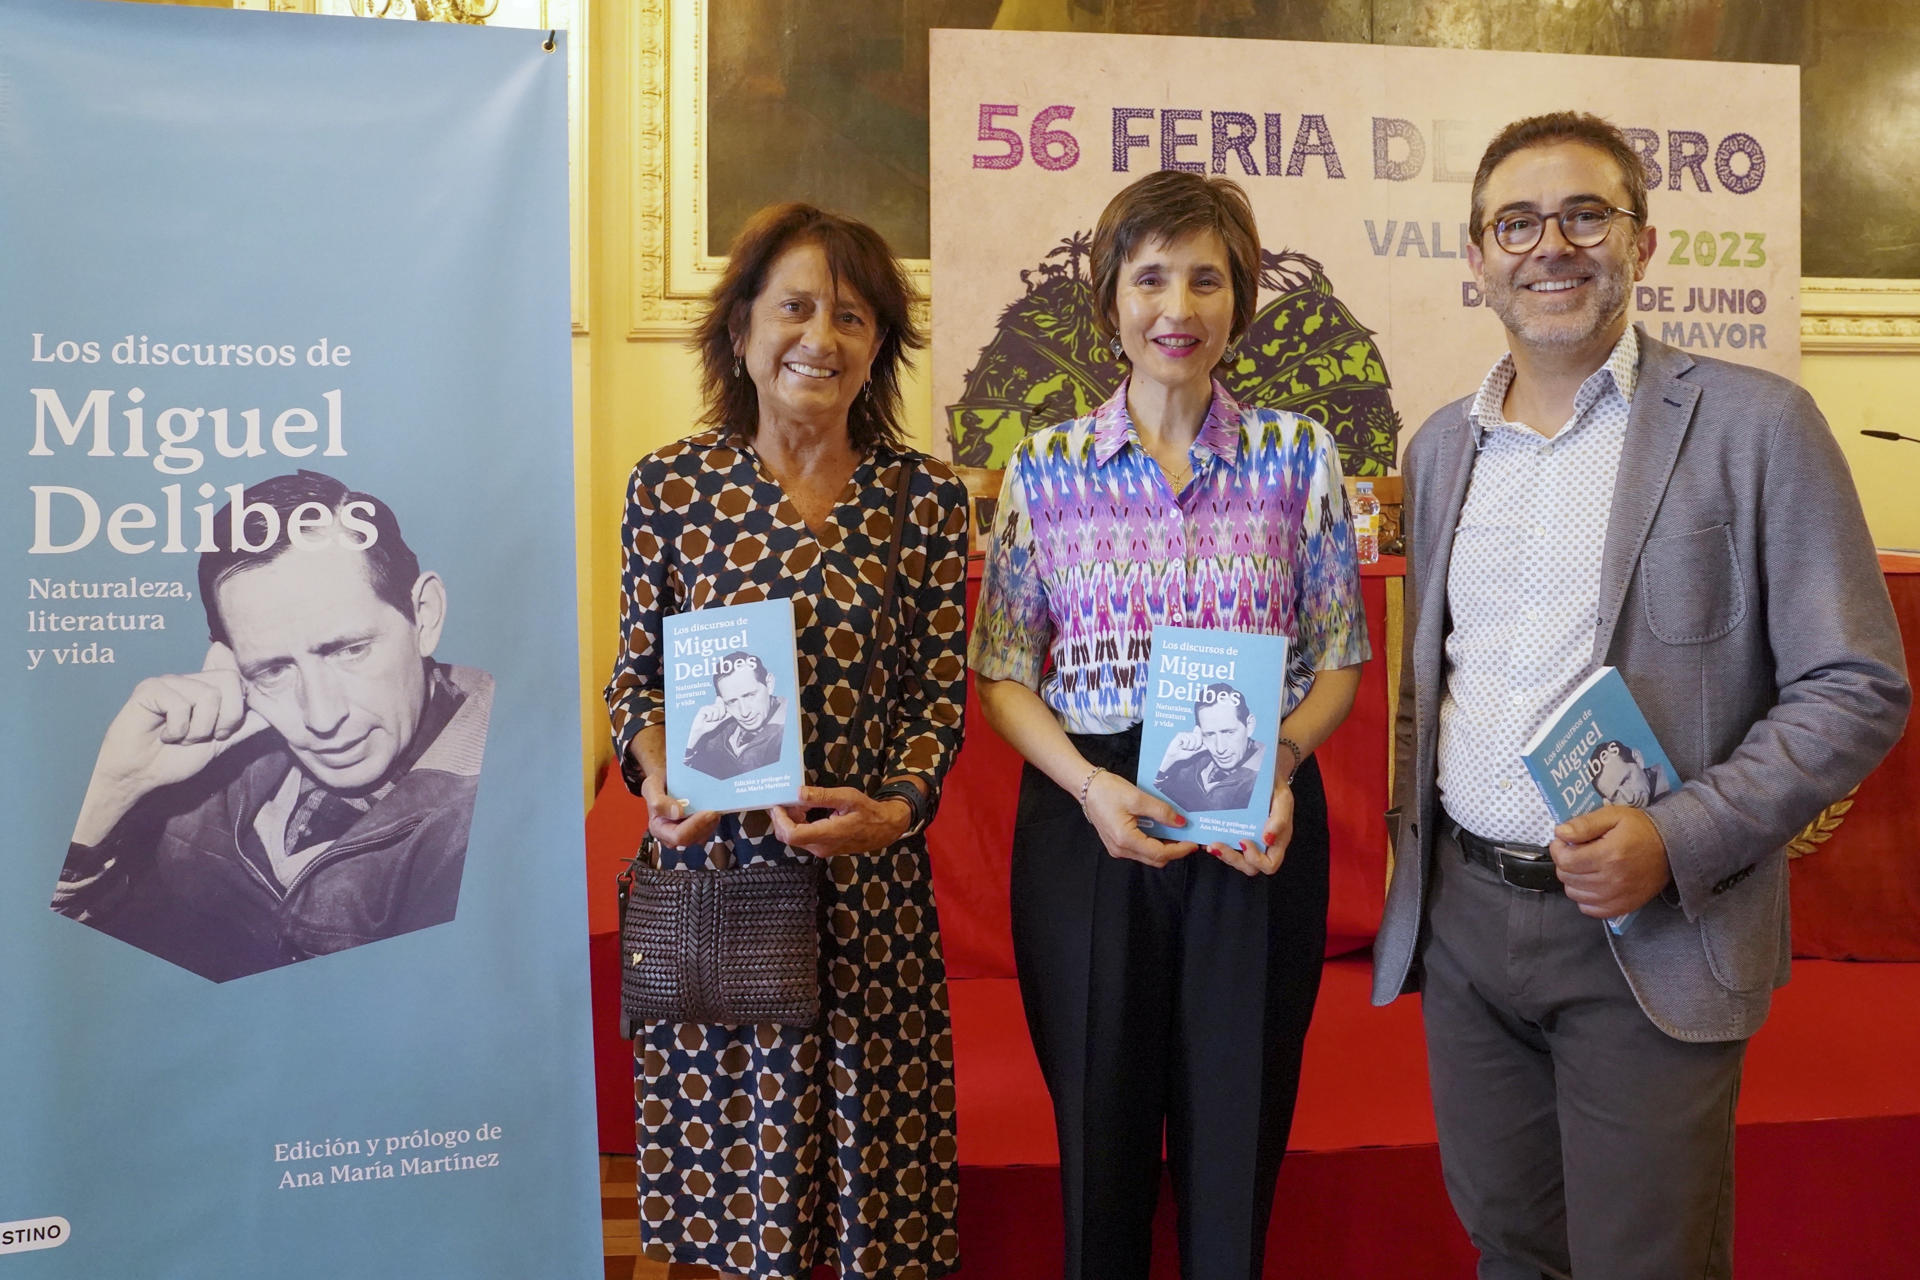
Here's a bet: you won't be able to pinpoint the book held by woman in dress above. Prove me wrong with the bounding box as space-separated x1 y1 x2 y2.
664 598 804 813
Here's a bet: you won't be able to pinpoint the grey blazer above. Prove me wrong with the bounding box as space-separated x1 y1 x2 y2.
1371 330 1910 1041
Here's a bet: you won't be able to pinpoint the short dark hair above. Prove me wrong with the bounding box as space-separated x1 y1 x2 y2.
1192 682 1252 725
712 651 771 693
1469 111 1650 243
692 203 923 452
1091 170 1261 353
198 470 419 645
1588 739 1637 773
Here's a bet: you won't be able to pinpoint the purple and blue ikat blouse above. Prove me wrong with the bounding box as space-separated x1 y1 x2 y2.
968 380 1370 736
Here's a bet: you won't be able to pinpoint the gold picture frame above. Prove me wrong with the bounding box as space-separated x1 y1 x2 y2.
629 3 1920 352
628 0 930 339
1802 279 1920 354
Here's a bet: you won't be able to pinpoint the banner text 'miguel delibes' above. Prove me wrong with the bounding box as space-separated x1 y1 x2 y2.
24 333 372 556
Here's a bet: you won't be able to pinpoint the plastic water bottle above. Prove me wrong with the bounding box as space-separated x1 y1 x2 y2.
1353 480 1380 565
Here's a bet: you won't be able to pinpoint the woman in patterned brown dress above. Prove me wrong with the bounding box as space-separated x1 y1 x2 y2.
605 203 969 1280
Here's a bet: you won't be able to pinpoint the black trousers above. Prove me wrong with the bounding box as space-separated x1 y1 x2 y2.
1009 727 1330 1280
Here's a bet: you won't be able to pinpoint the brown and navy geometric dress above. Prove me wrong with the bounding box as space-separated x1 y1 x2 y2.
605 431 969 1280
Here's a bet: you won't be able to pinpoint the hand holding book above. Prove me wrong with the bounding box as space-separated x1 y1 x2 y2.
1548 804 1673 921
1209 781 1294 877
1519 667 1681 934
1085 770 1199 867
769 784 916 858
626 726 723 849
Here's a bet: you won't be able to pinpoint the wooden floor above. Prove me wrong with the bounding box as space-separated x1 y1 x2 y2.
600 1154 640 1279
602 1154 723 1280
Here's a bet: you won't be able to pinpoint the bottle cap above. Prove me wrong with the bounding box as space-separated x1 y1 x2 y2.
1356 480 1373 492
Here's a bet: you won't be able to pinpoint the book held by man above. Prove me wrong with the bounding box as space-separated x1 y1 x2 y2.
1136 625 1290 847
664 598 804 813
1520 665 1679 934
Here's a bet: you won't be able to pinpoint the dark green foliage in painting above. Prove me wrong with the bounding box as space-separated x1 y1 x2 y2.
1217 250 1400 476
947 233 1120 468
948 236 1399 475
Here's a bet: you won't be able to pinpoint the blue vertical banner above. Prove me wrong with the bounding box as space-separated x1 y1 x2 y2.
0 3 600 1277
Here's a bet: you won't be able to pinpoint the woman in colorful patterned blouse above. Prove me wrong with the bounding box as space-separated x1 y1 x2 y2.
970 170 1370 1279
606 204 971 1280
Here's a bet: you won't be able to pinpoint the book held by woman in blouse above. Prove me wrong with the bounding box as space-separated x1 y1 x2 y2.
1136 626 1290 847
664 598 804 813
1520 666 1678 935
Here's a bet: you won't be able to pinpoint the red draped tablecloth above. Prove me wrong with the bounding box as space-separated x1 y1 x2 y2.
1787 554 1920 960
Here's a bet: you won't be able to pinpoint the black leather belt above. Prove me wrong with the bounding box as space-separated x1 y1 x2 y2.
1445 819 1559 894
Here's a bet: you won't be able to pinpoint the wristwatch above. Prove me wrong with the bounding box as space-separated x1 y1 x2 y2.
873 779 930 833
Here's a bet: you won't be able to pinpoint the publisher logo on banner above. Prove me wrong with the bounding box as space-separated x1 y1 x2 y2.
0 1217 72 1255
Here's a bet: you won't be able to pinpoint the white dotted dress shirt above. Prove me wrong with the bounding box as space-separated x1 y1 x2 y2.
1436 325 1639 844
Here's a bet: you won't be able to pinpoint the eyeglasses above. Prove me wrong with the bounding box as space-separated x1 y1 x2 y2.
1488 203 1641 254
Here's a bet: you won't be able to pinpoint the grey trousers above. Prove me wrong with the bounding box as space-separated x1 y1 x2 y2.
1420 825 1747 1280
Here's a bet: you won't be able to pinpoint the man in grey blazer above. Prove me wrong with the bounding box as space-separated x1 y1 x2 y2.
1373 112 1909 1279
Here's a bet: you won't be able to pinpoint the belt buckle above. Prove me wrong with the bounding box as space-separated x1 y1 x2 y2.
1493 844 1555 894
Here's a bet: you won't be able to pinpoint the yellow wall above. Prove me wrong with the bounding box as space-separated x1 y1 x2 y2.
567 3 1920 790
573 0 945 793
574 0 702 785
1806 355 1920 552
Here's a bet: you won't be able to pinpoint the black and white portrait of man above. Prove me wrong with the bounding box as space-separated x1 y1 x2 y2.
1585 739 1671 808
1154 681 1264 813
682 651 788 781
51 470 492 982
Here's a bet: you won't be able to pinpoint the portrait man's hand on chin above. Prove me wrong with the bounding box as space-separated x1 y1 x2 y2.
682 651 787 782
70 643 266 848
1154 682 1263 814
53 470 493 983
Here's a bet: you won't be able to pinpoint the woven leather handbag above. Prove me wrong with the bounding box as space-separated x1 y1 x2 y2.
618 459 918 1033
618 841 823 1033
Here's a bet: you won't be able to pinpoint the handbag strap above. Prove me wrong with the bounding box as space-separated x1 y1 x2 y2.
831 455 918 787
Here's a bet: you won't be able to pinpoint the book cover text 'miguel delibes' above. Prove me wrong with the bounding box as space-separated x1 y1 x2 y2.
1521 666 1678 825
1521 665 1679 935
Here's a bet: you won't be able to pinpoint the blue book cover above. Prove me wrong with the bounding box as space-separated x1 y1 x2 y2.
1521 666 1678 934
1136 626 1290 846
1521 667 1677 820
664 599 805 813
